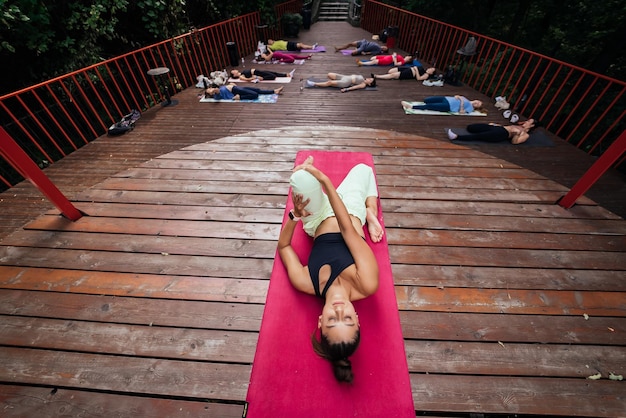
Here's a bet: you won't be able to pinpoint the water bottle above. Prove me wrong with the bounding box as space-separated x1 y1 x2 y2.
241 57 245 67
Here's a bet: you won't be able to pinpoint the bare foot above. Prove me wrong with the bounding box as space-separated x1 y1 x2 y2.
366 207 384 243
274 86 284 95
401 101 412 111
293 155 314 172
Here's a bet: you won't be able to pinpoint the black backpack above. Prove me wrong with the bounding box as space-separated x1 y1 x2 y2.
443 66 461 86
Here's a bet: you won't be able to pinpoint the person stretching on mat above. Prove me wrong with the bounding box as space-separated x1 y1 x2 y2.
230 68 294 82
401 95 486 114
277 156 383 383
334 38 388 55
447 118 537 144
260 50 312 63
306 73 376 93
267 39 317 52
357 52 412 66
373 65 435 81
204 84 283 100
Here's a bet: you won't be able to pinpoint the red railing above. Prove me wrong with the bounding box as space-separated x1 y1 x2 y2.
0 0 623 212
361 0 626 167
0 1 302 192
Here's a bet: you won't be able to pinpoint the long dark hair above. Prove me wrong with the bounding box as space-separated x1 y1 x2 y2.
311 329 360 383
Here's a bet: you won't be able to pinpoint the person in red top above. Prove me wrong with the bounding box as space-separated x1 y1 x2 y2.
357 52 412 67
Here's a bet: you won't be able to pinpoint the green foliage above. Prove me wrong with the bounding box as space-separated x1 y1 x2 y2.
390 0 626 81
137 0 187 39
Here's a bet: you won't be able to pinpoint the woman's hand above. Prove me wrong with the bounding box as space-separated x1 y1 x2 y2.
291 193 311 218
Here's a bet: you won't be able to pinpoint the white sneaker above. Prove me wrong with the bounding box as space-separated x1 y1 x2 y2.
447 129 458 140
432 80 444 86
289 69 296 77
422 80 433 86
306 80 315 87
312 43 318 50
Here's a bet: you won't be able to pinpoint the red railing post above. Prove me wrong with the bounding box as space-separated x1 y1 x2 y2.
557 130 626 209
0 126 83 221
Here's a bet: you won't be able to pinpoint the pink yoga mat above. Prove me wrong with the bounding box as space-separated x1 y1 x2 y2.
301 46 326 53
245 150 414 418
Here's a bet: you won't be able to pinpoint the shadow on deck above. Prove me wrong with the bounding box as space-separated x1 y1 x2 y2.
0 22 624 417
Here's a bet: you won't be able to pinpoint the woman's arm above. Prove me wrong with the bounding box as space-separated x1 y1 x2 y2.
455 95 466 113
416 70 429 81
512 131 530 144
340 82 367 92
277 193 314 294
277 217 313 293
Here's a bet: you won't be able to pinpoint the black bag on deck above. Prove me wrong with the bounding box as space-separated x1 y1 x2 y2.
443 65 461 86
108 109 141 136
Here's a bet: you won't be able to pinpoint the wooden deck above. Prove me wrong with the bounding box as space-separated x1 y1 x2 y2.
0 22 625 417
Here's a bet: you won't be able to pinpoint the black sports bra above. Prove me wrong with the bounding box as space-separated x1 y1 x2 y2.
308 233 355 299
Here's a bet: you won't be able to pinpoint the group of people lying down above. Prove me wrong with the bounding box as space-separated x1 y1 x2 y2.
203 37 538 144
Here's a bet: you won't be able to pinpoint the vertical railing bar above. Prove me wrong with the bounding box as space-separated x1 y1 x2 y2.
0 101 55 161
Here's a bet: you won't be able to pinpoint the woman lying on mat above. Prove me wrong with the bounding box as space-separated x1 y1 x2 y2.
401 95 486 114
230 68 294 82
373 65 435 81
278 156 383 383
260 50 312 63
267 39 317 52
357 52 412 66
447 118 537 144
305 73 376 93
204 84 283 100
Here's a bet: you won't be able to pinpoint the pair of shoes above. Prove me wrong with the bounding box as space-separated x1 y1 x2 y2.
431 80 444 86
289 69 296 77
423 80 434 86
311 43 318 50
306 79 315 87
447 129 458 140
503 109 519 123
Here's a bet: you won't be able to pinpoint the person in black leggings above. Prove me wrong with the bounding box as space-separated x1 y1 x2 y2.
448 119 536 144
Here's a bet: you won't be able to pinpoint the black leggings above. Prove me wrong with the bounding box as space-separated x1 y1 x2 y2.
456 124 510 143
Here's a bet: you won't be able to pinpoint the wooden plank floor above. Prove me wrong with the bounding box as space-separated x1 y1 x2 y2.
0 22 625 417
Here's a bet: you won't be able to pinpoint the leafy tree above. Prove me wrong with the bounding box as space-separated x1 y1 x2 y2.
392 0 625 81
0 0 275 94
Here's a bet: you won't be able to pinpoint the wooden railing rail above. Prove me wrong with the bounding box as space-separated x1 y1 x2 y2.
360 0 626 168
